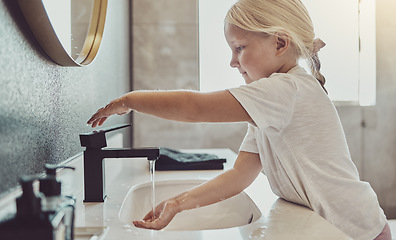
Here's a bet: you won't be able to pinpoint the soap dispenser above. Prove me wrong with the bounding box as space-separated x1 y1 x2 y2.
39 164 76 240
16 175 43 221
0 175 54 239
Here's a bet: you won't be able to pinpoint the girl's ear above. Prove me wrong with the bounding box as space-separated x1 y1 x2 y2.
275 33 290 56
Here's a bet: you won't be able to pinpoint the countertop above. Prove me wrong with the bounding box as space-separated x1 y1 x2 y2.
56 147 352 240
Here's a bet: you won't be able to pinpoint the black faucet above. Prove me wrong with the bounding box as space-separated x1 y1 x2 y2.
80 124 159 202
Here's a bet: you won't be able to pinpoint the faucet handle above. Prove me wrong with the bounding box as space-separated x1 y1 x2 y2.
80 124 131 149
94 123 131 134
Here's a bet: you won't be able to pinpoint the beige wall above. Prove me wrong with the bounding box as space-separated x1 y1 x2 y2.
132 0 246 152
132 0 396 218
366 0 396 218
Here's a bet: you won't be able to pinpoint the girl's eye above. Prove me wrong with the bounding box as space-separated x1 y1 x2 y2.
236 46 245 52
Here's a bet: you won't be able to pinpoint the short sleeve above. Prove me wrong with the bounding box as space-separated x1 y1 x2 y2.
239 124 259 154
228 74 297 131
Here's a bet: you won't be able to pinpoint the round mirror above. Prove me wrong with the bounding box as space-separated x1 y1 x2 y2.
17 0 108 66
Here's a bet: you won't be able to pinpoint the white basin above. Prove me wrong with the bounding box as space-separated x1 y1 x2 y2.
119 179 261 231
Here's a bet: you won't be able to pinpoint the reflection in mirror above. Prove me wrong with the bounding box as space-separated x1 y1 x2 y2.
17 0 107 66
71 0 96 61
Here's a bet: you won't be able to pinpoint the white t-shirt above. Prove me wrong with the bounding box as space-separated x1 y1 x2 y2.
228 65 387 240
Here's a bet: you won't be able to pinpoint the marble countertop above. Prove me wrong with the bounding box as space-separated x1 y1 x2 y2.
55 147 351 240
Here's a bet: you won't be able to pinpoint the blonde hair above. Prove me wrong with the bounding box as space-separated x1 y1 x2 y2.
225 0 327 93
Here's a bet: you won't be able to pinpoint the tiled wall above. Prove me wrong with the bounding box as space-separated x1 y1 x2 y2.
0 0 131 197
367 0 396 218
132 0 247 152
132 0 396 218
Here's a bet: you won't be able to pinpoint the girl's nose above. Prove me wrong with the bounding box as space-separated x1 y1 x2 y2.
230 55 239 68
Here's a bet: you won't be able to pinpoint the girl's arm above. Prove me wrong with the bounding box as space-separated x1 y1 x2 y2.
133 151 262 230
87 90 251 127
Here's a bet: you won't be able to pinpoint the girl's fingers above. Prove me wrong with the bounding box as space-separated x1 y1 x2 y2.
133 219 164 230
133 203 172 230
98 117 108 126
134 220 155 229
87 98 131 128
92 116 107 127
87 108 105 125
87 106 113 127
142 210 154 221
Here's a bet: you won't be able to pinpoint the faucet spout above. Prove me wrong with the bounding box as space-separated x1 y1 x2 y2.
102 148 160 160
80 124 160 202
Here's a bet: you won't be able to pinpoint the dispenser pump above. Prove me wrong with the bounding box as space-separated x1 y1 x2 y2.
39 164 75 197
16 175 42 219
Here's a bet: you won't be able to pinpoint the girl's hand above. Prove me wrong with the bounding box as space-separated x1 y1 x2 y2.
133 200 180 230
133 151 262 230
87 96 131 128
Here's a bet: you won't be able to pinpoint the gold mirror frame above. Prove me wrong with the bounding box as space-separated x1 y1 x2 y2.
17 0 108 66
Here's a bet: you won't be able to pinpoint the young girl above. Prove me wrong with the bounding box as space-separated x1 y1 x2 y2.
87 0 391 239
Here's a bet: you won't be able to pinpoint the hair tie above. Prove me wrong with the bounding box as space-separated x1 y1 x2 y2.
312 38 326 55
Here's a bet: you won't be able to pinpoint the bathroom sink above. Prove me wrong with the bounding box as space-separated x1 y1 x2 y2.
119 179 261 231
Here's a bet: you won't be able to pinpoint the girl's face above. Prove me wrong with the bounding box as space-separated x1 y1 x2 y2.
224 23 294 84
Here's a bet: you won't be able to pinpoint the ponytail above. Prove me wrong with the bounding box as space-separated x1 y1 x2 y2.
309 38 327 94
